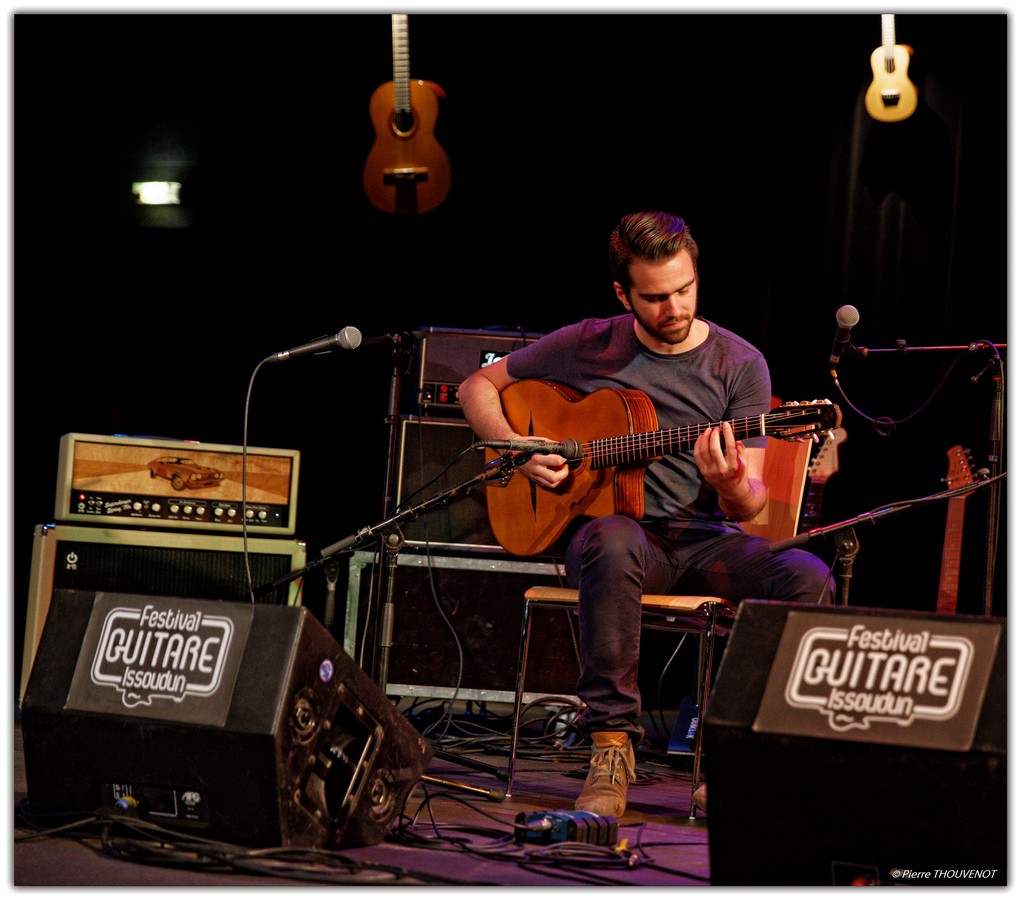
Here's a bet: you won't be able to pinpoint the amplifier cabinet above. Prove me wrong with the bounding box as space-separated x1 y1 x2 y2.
20 523 306 698
396 416 499 551
345 550 580 704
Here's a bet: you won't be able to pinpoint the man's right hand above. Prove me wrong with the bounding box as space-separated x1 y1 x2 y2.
515 443 571 489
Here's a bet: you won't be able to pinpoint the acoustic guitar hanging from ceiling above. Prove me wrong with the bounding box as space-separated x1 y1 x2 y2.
363 14 451 215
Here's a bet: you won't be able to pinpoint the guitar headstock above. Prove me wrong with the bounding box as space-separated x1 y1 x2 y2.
808 427 848 479
944 445 976 490
766 400 842 441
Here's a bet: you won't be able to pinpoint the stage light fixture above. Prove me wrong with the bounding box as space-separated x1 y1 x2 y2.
131 181 182 205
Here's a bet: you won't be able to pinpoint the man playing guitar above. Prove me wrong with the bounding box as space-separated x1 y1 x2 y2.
459 210 835 818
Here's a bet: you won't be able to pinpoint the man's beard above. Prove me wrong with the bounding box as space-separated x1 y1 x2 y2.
636 310 694 346
657 318 692 344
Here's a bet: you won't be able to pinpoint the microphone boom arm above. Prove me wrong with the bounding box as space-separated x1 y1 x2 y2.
769 473 1005 554
769 473 1006 607
252 454 521 597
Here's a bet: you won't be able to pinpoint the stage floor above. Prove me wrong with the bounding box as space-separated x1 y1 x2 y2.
13 708 712 888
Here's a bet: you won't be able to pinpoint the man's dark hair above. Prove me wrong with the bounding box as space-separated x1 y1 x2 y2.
609 211 699 294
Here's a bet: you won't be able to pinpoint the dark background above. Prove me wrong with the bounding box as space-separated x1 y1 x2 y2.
12 12 1008 692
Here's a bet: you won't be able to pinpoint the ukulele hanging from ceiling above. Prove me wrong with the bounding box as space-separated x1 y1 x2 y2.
864 13 918 122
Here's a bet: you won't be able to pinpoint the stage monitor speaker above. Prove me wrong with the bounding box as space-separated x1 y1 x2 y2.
396 416 499 550
20 524 306 699
21 590 432 849
703 601 1007 887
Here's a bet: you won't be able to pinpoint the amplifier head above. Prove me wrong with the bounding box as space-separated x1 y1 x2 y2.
417 326 543 416
55 433 300 535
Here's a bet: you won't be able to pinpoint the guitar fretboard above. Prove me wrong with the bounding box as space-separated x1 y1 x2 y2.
936 446 974 616
881 13 897 70
936 499 967 615
582 409 829 470
392 14 411 113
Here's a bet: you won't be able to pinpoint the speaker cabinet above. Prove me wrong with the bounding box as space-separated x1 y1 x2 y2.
20 524 306 698
21 590 432 849
703 601 1007 886
396 417 498 549
346 550 579 702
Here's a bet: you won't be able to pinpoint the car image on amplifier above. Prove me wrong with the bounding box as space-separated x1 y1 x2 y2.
55 433 300 535
148 456 226 490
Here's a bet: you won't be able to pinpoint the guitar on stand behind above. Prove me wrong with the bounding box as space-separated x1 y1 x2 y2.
936 446 976 616
798 427 847 534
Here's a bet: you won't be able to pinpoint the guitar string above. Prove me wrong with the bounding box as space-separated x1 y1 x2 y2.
565 408 833 468
392 14 408 172
881 13 896 70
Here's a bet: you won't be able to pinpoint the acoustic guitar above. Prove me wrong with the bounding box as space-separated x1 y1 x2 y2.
798 427 847 533
363 14 451 215
864 13 917 122
484 379 842 557
936 446 975 616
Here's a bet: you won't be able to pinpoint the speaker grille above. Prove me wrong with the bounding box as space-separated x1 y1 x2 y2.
396 417 498 549
52 539 295 605
20 524 307 698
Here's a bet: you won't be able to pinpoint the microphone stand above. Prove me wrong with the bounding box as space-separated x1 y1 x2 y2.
971 347 1005 617
837 339 1006 615
317 455 520 691
769 475 1005 608
253 452 523 801
371 333 420 689
322 457 522 801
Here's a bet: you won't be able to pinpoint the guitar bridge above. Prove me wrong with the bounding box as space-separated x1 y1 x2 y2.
384 167 430 184
880 89 902 107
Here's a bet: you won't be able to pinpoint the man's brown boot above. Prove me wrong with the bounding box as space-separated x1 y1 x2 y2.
692 782 708 813
574 731 636 817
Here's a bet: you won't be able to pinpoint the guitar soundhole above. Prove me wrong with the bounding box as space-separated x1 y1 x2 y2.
392 109 416 137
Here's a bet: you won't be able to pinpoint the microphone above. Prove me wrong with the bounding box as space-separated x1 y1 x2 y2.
829 305 860 369
478 438 584 460
264 326 362 363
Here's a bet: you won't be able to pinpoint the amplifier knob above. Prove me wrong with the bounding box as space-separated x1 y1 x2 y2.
184 505 193 514
152 503 161 513
132 502 142 511
196 507 206 516
214 508 224 517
